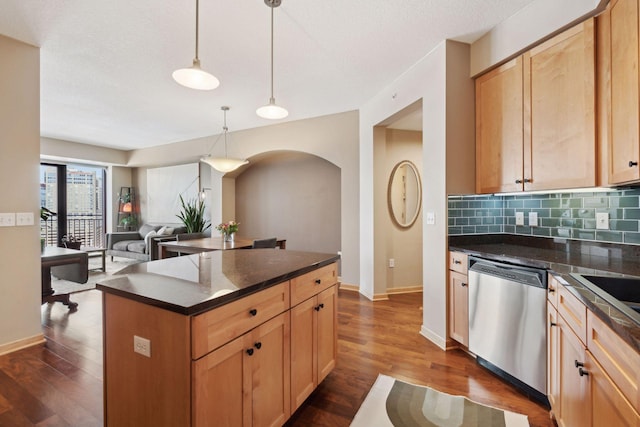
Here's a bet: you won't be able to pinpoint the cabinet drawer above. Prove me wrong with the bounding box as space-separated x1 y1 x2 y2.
192 282 290 359
291 263 338 306
547 274 560 309
587 310 640 412
558 283 587 345
449 251 468 275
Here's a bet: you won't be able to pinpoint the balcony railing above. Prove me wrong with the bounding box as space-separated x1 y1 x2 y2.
41 214 105 248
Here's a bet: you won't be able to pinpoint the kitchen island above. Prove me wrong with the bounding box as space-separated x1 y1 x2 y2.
97 249 340 427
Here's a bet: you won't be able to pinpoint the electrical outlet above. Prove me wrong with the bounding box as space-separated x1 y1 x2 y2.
389 258 395 268
0 213 15 227
16 212 34 226
529 212 538 227
425 211 435 225
515 212 524 226
134 335 151 358
596 212 609 230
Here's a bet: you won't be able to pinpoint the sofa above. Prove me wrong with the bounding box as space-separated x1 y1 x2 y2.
106 224 188 261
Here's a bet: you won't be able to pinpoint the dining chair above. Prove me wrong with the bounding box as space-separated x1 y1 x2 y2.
252 237 278 249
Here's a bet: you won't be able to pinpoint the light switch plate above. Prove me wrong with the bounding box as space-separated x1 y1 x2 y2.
529 212 538 227
515 212 524 226
0 213 15 227
596 212 609 230
16 212 34 226
425 211 435 225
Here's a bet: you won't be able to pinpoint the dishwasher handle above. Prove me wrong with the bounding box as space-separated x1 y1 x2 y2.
469 257 547 289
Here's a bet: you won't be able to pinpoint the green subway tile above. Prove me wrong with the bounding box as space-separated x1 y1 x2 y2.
610 220 639 232
488 225 503 233
533 208 550 217
469 217 483 225
583 219 596 229
504 225 515 233
515 225 532 234
489 209 502 217
533 228 551 237
482 217 495 225
542 218 560 227
561 218 583 228
551 228 572 238
507 200 524 209
550 209 572 218
583 197 608 208
449 227 462 235
523 199 541 208
574 208 595 219
475 210 487 217
560 198 583 208
623 188 640 196
624 232 640 244
476 226 489 233
596 231 623 243
448 217 455 226
541 199 561 208
624 208 640 220
612 196 639 208
574 230 596 240
455 218 469 226
503 208 515 216
449 209 461 217
462 226 476 234
468 201 483 209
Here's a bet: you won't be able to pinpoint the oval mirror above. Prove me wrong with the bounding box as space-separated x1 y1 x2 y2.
388 160 422 228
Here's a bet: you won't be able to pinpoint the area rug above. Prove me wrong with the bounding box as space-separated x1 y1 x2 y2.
51 258 140 295
350 375 529 427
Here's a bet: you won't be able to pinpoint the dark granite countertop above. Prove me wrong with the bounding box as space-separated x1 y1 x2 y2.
96 249 340 316
449 234 640 352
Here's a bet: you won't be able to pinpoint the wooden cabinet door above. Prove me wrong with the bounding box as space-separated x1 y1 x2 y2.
250 313 290 427
475 57 524 194
449 270 469 346
290 296 316 411
317 285 337 384
547 302 560 416
193 335 249 427
610 0 640 183
557 313 591 427
525 19 596 191
587 351 640 427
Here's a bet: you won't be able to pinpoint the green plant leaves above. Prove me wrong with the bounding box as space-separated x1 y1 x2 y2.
176 195 211 233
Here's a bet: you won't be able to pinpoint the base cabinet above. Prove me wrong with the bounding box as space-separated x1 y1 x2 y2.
193 313 291 427
290 285 337 411
448 252 469 346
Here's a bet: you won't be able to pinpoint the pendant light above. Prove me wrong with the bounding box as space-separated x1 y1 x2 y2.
256 0 288 119
201 107 248 173
173 0 220 90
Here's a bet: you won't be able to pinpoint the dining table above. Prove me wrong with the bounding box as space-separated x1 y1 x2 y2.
41 246 89 310
157 236 286 259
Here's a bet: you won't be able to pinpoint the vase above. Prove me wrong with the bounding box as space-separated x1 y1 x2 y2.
224 232 235 242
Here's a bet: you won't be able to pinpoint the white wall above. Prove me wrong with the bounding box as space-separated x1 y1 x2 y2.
128 111 360 286
0 35 43 352
360 40 475 349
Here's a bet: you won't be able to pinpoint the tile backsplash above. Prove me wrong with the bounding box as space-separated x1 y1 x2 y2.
448 188 640 245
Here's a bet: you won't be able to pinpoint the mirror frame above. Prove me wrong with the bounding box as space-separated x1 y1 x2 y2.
387 160 422 229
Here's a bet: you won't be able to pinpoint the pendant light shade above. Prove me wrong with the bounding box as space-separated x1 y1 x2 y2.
173 0 219 91
200 107 248 174
257 0 288 119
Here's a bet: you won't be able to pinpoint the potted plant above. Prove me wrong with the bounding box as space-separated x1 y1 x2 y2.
120 215 138 229
176 195 211 233
216 220 239 242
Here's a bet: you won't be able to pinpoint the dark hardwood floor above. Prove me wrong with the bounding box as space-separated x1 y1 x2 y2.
0 289 555 426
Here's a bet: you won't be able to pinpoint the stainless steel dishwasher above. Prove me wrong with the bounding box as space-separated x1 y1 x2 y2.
468 256 548 405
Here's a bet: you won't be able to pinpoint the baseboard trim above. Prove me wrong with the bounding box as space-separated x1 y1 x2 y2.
420 326 446 351
371 293 389 301
0 333 45 356
338 283 359 292
387 286 422 295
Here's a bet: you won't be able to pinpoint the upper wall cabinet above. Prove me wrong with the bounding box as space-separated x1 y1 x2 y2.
608 0 640 184
475 19 596 194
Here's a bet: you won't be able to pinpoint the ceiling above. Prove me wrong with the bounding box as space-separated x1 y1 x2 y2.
0 0 536 151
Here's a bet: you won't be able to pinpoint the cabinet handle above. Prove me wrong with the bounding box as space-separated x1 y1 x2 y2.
249 309 258 316
548 287 555 293
246 348 254 356
629 161 638 167
254 342 262 350
453 259 461 265
515 179 523 184
575 360 584 368
524 178 532 183
461 283 467 287
314 303 325 311
579 367 589 377
315 279 321 285
550 322 557 327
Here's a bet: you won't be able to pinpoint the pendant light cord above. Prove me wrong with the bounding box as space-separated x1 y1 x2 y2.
223 108 228 158
269 6 274 101
195 0 200 60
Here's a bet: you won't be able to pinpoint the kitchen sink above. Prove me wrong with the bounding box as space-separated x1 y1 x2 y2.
570 274 640 325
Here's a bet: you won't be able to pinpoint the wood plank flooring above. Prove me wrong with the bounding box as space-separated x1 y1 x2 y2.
0 289 555 426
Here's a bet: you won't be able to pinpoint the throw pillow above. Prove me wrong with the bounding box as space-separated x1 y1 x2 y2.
144 230 158 251
157 226 175 236
139 224 161 239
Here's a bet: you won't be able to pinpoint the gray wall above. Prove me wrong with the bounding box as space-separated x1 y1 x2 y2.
235 152 341 255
